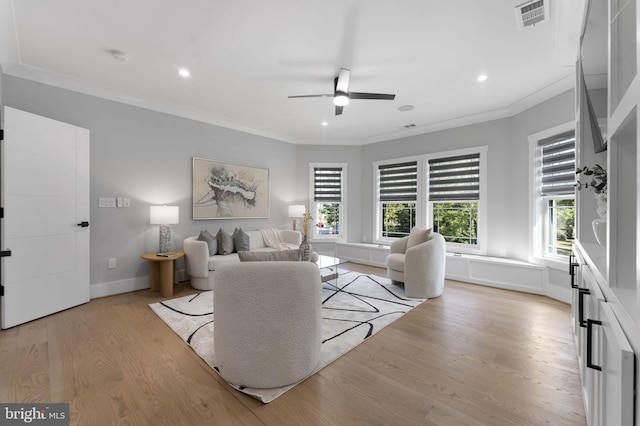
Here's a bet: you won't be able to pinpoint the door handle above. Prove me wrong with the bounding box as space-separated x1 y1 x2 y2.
586 319 602 371
77 221 89 228
0 249 11 257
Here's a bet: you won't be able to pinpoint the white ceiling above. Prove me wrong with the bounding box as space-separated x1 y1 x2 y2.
1 0 585 145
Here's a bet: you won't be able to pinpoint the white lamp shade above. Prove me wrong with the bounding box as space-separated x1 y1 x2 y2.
288 204 306 217
150 205 179 225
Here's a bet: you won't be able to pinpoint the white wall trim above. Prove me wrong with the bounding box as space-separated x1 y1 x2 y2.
90 276 149 299
90 269 188 299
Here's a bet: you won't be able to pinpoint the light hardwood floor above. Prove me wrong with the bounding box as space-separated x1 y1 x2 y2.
0 263 586 425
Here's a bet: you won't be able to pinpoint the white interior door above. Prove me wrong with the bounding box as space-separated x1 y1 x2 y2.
1 106 90 329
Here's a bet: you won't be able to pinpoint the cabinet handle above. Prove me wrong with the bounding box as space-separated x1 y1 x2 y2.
586 319 602 371
569 254 575 274
569 255 579 288
578 288 590 328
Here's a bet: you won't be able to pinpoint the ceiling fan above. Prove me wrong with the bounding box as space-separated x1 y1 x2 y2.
288 68 396 115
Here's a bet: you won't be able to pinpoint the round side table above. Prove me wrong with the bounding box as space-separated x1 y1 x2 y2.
140 250 185 297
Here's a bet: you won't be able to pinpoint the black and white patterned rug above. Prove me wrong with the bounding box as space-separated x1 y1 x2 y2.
149 271 425 403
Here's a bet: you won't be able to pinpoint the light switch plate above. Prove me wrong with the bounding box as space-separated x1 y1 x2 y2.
99 197 116 208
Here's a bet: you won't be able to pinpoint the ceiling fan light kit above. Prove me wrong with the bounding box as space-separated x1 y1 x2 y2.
333 92 349 106
289 68 395 115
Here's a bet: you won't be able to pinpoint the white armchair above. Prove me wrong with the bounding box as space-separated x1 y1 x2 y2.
386 228 446 299
214 261 322 389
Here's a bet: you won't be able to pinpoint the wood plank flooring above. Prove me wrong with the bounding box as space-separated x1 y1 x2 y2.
0 263 586 425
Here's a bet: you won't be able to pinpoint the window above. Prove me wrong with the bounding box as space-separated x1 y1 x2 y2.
374 148 486 253
376 161 418 239
309 163 346 239
428 153 481 248
538 131 576 258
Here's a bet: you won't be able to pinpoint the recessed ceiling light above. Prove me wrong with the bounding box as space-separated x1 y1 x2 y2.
110 49 129 62
178 68 191 78
398 105 414 112
477 74 488 82
322 121 328 126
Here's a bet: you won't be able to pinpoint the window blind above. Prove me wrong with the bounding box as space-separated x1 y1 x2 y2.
539 131 576 196
428 153 480 201
313 167 342 203
378 161 417 202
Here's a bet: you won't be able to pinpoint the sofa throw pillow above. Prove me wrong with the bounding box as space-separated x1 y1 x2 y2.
238 249 301 262
216 228 234 255
197 229 217 256
406 227 432 249
233 227 250 252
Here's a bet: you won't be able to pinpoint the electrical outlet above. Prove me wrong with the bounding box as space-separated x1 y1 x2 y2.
123 198 131 207
116 197 123 208
108 258 116 269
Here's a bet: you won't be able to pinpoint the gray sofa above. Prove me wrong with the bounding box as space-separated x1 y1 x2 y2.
183 229 302 290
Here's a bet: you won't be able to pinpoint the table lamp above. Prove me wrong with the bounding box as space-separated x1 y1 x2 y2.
288 204 306 231
150 205 179 253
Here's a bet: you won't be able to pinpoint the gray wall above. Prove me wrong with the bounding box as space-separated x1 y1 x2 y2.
2 73 575 294
2 75 297 290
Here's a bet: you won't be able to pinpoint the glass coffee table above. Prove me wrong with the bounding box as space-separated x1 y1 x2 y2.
317 254 345 282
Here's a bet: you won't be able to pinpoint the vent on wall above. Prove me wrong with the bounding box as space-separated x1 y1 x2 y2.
515 0 550 29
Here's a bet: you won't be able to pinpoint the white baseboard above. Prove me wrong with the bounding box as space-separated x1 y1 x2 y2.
544 282 572 304
90 276 149 299
90 269 189 299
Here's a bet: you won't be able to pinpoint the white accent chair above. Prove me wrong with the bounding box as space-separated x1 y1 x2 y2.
385 228 446 299
214 261 322 389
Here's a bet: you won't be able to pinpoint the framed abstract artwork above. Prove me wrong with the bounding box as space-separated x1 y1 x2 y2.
192 157 269 219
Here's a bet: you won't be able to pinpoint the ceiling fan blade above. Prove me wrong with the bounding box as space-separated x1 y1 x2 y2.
335 105 344 116
348 92 396 100
288 94 333 98
335 68 350 94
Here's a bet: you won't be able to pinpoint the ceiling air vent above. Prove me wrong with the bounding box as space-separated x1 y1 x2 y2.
515 0 549 29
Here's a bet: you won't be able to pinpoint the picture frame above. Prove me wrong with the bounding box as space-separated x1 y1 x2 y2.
192 157 269 219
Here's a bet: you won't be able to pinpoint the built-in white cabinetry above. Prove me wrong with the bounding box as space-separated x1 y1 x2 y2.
571 250 605 426
573 0 639 424
571 244 635 426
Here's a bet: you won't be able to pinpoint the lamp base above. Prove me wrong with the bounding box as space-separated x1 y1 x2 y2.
159 224 172 253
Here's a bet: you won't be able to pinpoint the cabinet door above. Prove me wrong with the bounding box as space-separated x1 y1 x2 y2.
577 266 605 426
591 303 635 426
